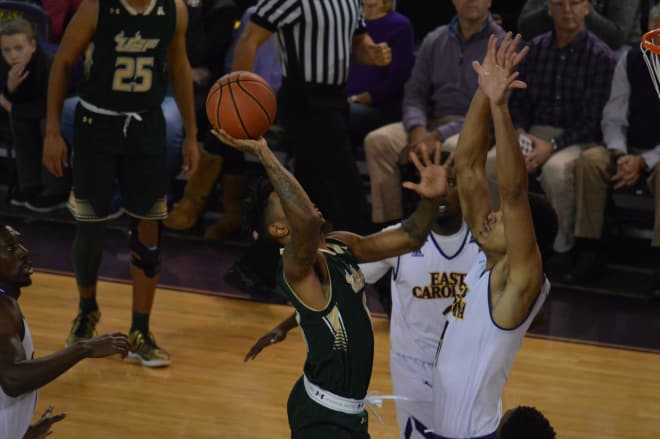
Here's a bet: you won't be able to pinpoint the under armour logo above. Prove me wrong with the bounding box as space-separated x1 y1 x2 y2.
412 250 424 257
157 6 165 15
110 7 120 14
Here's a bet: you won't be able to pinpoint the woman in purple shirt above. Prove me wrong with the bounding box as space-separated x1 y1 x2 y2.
347 0 414 149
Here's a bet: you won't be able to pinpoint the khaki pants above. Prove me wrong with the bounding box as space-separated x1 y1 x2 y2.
485 125 589 253
364 118 460 223
575 146 660 247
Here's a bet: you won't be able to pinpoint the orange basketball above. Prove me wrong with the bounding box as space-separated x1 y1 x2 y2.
206 71 277 140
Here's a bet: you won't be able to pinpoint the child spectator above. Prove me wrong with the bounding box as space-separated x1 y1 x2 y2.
0 18 69 212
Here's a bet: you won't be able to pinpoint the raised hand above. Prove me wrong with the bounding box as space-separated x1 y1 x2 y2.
244 327 287 362
472 33 528 105
23 405 66 439
83 333 131 358
211 129 268 156
402 142 450 201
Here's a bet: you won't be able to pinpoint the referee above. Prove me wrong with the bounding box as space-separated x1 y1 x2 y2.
233 0 391 234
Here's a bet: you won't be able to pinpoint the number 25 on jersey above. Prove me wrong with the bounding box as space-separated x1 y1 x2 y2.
113 56 153 92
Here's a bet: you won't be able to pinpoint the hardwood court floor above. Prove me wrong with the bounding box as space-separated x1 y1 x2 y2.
19 273 660 438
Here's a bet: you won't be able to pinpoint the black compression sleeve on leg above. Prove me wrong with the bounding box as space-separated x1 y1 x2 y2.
73 221 107 288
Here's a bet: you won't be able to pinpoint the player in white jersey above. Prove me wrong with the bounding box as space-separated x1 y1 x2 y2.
359 163 479 438
429 34 559 439
0 225 130 438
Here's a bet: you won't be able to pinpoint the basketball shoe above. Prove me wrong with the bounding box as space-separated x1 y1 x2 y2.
126 330 171 368
66 310 101 346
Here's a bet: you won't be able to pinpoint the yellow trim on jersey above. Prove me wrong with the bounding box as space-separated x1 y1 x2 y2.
281 251 333 313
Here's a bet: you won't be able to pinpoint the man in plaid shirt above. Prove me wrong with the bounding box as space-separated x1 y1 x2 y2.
485 0 615 254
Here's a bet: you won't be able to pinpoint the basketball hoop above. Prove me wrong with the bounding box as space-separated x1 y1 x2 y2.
641 29 660 100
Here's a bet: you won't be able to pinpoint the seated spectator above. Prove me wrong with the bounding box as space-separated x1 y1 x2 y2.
569 6 660 288
395 0 457 44
346 0 414 149
485 0 616 254
518 0 642 54
363 0 504 228
0 18 69 212
164 3 281 240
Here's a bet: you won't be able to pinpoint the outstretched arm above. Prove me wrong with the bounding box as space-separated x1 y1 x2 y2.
0 300 129 397
244 312 298 362
475 34 542 301
330 144 447 263
454 88 492 239
211 131 324 305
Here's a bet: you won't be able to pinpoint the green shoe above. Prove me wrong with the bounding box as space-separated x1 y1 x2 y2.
126 330 171 368
65 310 101 347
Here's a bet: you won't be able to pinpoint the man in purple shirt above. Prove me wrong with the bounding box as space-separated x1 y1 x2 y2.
485 0 615 254
364 0 505 228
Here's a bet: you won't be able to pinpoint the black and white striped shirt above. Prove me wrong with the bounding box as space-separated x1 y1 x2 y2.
252 0 366 85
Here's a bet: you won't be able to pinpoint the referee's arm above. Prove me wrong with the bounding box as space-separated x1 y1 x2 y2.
232 21 273 71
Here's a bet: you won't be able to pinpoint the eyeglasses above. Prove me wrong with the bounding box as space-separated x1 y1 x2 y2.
549 0 585 9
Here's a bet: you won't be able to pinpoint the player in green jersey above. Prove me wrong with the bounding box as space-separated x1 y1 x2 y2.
213 127 450 438
42 0 199 367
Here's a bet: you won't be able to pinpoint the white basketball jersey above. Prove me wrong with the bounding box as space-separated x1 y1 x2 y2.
431 252 550 438
0 318 38 439
360 222 479 363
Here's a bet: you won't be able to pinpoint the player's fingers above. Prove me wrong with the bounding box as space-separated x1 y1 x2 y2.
444 152 456 169
471 60 482 75
418 142 431 167
50 413 66 424
401 181 418 192
510 80 527 90
497 32 511 65
512 46 529 69
487 35 497 61
433 141 441 165
408 147 424 172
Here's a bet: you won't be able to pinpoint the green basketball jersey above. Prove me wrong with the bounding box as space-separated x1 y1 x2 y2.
78 0 176 111
279 238 375 400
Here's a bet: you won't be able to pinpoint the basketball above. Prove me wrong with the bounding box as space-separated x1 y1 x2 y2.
206 71 277 140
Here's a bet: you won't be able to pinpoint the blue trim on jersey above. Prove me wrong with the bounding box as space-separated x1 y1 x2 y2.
487 271 548 331
393 255 401 281
429 227 470 260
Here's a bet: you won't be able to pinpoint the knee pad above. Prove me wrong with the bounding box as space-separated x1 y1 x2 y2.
129 220 162 278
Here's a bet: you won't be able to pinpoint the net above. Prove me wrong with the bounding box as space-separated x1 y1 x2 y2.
641 29 660 100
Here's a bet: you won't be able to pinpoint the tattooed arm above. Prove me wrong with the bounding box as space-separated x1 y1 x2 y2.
212 130 328 309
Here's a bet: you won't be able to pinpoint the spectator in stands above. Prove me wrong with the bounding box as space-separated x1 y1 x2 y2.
363 0 504 228
485 0 616 254
346 0 414 149
569 6 660 288
0 18 69 212
42 0 82 43
518 0 642 54
164 0 257 242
